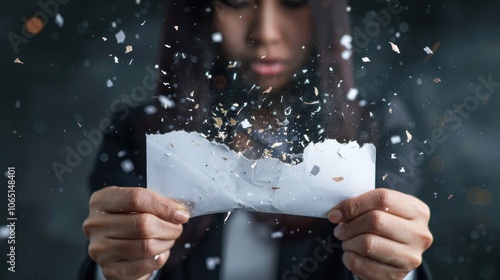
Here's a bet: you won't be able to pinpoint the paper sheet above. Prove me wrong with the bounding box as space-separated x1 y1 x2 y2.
147 131 376 218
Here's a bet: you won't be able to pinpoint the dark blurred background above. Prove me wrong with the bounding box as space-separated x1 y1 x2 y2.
1 0 499 279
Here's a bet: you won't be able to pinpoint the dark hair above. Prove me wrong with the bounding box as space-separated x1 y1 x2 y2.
155 0 376 148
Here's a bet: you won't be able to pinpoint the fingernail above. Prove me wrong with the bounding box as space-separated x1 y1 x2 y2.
174 209 190 223
329 210 342 223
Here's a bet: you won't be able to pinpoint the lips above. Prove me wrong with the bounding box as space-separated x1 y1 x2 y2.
250 59 286 76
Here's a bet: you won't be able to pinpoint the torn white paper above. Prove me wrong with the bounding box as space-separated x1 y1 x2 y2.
147 131 376 218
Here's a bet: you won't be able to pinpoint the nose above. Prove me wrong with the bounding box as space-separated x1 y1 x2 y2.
249 2 282 46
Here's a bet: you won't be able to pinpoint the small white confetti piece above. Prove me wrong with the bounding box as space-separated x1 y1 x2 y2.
240 119 252 129
424 46 434 54
206 257 220 270
389 42 400 54
125 45 133 53
434 78 441 83
174 25 179 31
223 211 231 224
115 30 126 44
406 130 413 142
362 57 371 62
271 142 283 148
271 231 284 239
102 37 108 41
390 135 401 144
211 32 222 43
14 58 24 64
346 88 359 101
55 13 64 27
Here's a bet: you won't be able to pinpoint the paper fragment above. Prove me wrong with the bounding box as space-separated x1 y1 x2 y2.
263 87 273 94
346 88 359 101
434 78 441 83
115 30 126 43
389 42 400 54
55 13 64 27
271 231 284 239
147 131 375 218
125 45 133 53
206 257 220 270
424 46 434 54
362 57 371 63
390 135 401 145
212 32 223 43
270 142 283 148
223 211 232 224
406 130 413 142
14 58 24 64
333 177 344 182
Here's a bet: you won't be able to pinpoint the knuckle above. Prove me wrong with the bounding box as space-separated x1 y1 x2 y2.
348 253 362 271
89 191 102 209
138 239 154 257
420 203 431 219
82 218 93 237
375 188 392 208
155 251 170 267
88 243 104 262
164 224 183 240
368 211 385 231
360 234 377 254
407 254 422 270
422 231 434 249
134 214 152 237
128 188 146 208
344 200 358 219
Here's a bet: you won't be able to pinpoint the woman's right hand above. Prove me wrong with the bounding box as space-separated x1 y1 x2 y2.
82 186 190 280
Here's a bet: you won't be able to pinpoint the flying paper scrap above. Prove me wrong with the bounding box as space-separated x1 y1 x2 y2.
147 131 376 218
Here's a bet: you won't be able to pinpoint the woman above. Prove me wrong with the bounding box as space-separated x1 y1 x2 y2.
81 0 433 279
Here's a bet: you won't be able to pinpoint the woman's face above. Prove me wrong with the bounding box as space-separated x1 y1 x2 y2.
213 0 313 91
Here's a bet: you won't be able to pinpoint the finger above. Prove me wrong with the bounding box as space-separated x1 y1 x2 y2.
101 250 170 280
341 233 422 270
342 251 414 280
90 186 190 224
333 210 415 244
90 238 175 263
87 212 183 239
328 188 430 223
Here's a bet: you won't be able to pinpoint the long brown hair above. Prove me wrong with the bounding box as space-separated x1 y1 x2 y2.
155 0 375 145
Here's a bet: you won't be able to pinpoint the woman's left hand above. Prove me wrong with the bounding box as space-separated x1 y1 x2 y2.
328 188 433 280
